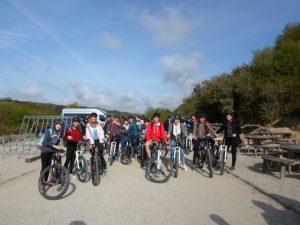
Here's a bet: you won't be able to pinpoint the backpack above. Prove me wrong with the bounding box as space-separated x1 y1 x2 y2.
37 128 53 150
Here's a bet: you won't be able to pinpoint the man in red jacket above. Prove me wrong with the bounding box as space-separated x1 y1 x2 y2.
145 113 168 159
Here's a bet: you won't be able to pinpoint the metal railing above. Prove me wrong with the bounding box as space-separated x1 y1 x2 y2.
0 115 73 156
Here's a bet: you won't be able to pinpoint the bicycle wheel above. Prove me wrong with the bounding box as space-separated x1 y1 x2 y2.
198 150 204 169
77 156 88 182
38 164 70 200
140 144 146 168
206 147 214 178
220 150 225 175
146 156 172 183
174 151 179 178
91 156 100 186
121 145 133 165
109 145 115 166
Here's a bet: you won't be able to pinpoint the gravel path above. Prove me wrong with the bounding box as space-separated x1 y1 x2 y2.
0 154 299 225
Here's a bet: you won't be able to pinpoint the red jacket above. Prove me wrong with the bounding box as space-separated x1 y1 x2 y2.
146 122 168 142
63 127 83 142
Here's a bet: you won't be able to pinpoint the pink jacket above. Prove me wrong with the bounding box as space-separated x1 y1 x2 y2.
86 123 105 144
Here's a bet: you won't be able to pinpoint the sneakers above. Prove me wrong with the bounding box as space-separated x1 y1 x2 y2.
183 165 188 172
103 170 108 178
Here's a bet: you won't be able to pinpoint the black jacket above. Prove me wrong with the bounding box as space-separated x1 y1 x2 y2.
217 120 242 145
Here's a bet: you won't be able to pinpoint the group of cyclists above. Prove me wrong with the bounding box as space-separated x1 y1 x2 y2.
39 110 242 186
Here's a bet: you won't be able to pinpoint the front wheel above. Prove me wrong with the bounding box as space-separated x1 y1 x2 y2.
109 145 116 166
206 148 213 178
121 145 133 165
174 151 179 178
219 150 225 175
146 156 172 183
76 156 88 182
38 165 70 200
91 156 101 186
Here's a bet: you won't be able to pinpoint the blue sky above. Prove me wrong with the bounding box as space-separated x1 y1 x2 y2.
0 0 299 113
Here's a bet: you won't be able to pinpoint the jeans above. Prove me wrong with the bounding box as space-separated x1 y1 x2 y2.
170 139 185 165
131 137 139 154
121 135 130 151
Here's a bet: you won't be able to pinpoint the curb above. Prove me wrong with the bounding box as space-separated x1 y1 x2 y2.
227 169 300 216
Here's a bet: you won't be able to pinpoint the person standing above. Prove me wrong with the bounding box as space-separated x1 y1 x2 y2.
217 112 242 170
64 118 83 177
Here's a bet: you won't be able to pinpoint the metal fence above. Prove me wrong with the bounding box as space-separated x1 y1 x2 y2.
0 115 73 156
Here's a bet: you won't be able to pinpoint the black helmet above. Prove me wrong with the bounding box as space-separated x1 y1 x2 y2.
72 117 80 123
152 112 160 118
197 112 206 119
173 114 181 120
90 112 98 118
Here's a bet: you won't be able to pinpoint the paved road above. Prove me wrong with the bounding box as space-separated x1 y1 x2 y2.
0 155 299 225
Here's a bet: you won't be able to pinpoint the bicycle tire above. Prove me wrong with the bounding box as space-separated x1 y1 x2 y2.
198 150 204 169
174 151 179 178
38 165 70 200
121 145 133 165
220 150 225 175
77 156 88 182
146 156 172 183
109 145 115 166
91 156 100 186
207 147 214 178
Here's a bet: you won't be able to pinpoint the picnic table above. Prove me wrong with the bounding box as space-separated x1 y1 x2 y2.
281 144 300 159
245 135 281 155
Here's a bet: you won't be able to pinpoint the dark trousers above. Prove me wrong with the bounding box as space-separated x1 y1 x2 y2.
64 142 77 174
131 137 139 154
41 152 53 179
226 138 237 167
94 139 107 170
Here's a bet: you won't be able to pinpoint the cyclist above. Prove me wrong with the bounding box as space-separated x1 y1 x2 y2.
120 117 130 154
109 115 122 160
40 120 62 184
86 112 108 177
128 115 140 157
192 113 218 169
145 113 168 159
164 116 172 134
216 111 242 170
103 115 113 135
63 117 83 177
167 114 188 171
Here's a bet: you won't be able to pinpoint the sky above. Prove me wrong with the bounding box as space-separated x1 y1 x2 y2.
0 0 299 113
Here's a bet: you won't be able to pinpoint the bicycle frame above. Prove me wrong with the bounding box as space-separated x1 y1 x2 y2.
218 144 228 163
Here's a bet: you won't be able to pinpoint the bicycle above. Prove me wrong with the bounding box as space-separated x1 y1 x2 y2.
38 149 70 200
109 134 120 166
194 135 214 178
121 138 133 165
74 140 89 182
89 145 105 186
184 133 193 155
137 136 147 168
212 138 228 175
171 136 184 178
146 141 172 183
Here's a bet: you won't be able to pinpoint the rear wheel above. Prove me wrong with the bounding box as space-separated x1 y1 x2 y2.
146 156 172 183
91 156 100 186
109 145 115 166
38 165 70 200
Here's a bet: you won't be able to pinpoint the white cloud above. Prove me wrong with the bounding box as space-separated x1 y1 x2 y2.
70 84 182 113
100 32 121 50
161 52 203 88
0 25 31 48
140 7 197 47
1 86 44 101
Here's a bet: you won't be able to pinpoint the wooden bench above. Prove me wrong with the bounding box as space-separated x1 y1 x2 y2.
262 155 295 179
240 145 258 157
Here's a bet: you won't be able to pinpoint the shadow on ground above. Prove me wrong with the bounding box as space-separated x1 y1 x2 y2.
210 214 230 225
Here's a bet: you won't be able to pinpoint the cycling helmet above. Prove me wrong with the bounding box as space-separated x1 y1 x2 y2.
197 112 207 119
90 112 98 118
72 117 80 123
152 112 160 118
174 114 181 120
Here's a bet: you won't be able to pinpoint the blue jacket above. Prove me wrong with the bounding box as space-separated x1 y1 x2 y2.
128 122 140 138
